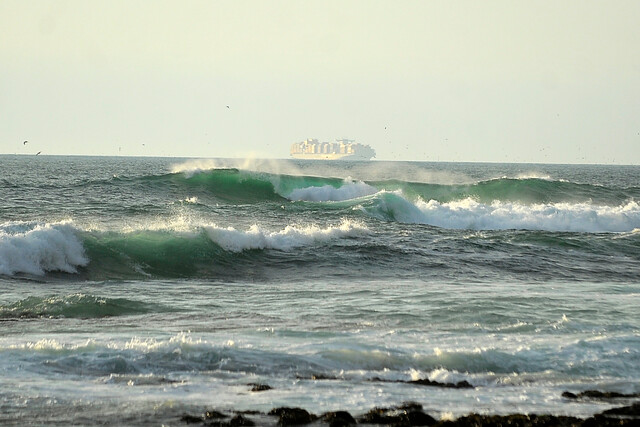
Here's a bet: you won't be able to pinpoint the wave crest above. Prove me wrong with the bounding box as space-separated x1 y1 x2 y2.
361 193 640 233
0 221 88 276
286 179 379 202
204 219 368 252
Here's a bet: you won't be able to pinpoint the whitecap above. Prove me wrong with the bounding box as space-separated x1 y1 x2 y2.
204 220 368 252
286 179 378 202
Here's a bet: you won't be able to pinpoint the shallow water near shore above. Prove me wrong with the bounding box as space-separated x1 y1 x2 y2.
1 156 639 425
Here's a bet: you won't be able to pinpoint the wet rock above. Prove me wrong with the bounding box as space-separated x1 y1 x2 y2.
371 377 474 389
562 390 640 400
581 414 638 426
295 374 339 380
562 392 579 399
436 414 583 426
228 414 256 426
248 383 272 392
600 402 640 417
320 410 356 426
358 402 436 426
408 378 474 389
268 407 316 425
180 413 203 423
205 410 228 419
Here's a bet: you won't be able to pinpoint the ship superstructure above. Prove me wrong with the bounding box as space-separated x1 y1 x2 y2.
290 138 375 160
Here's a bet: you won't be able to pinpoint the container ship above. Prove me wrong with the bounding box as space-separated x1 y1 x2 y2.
290 138 376 160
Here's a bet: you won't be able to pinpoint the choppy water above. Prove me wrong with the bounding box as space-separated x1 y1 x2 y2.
1 155 639 425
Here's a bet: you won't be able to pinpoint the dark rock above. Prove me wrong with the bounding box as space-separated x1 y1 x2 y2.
601 402 640 417
408 378 474 389
248 383 272 392
268 407 316 425
228 414 256 426
405 410 438 426
205 410 227 419
358 402 436 426
581 414 639 426
562 390 640 400
180 413 203 423
396 402 424 412
370 376 474 389
358 406 398 424
295 374 339 380
320 410 356 427
436 413 583 426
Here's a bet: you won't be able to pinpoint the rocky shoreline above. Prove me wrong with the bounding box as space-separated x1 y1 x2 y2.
178 387 640 427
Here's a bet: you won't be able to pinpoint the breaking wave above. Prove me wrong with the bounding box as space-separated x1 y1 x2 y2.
360 191 640 233
0 219 368 279
204 219 367 252
0 221 88 276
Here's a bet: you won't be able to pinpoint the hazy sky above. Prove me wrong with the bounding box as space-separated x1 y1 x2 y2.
2 0 639 163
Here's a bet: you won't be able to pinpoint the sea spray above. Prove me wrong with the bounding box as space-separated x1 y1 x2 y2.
0 221 88 275
286 179 379 202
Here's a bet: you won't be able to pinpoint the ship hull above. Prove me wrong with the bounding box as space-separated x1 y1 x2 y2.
290 153 374 161
290 138 376 161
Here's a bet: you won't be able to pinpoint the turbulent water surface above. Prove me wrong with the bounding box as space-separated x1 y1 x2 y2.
1 155 639 425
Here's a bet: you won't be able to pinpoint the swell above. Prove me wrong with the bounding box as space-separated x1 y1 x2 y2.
375 177 639 206
2 332 636 381
71 168 640 206
0 219 369 279
0 293 168 319
2 219 638 282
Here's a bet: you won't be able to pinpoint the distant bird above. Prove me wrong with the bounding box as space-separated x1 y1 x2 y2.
23 140 28 145
35 151 41 155
226 105 230 109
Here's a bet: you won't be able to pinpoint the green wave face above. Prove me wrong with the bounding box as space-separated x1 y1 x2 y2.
0 294 168 319
178 169 286 203
377 177 637 205
103 167 640 206
81 229 233 279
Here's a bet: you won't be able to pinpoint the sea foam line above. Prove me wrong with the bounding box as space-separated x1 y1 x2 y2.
204 219 368 252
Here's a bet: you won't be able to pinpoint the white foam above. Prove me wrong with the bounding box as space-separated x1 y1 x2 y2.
0 221 89 276
417 198 640 232
287 179 379 202
182 196 199 204
366 192 640 233
204 220 368 252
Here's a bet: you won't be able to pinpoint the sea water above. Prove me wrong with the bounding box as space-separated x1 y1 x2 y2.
1 155 639 425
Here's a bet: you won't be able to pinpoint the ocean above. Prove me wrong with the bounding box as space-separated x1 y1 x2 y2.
1 155 639 425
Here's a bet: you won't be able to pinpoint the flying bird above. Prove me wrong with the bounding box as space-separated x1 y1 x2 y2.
36 151 41 155
23 140 28 145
